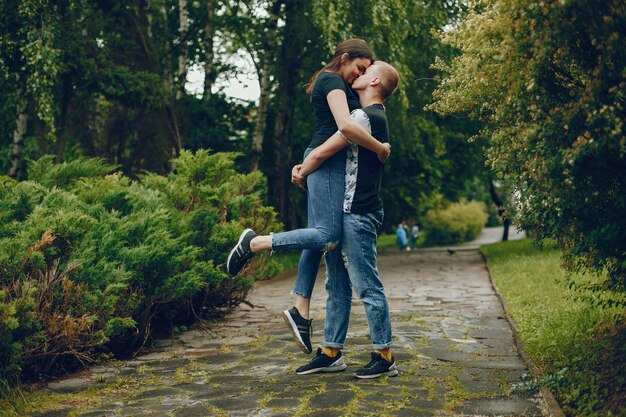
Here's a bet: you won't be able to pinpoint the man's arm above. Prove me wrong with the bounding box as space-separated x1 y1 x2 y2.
292 108 370 186
300 134 348 176
291 134 347 189
292 108 390 187
326 90 390 163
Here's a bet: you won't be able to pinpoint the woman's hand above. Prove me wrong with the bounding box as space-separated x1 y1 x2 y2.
377 142 391 163
291 164 307 190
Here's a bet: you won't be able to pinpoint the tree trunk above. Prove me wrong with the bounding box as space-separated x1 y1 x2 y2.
488 178 510 241
86 93 102 156
202 0 216 101
176 0 189 100
138 2 181 160
8 91 28 179
249 0 282 171
272 0 303 229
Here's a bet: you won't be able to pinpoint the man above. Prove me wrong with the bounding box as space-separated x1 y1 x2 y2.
291 61 400 378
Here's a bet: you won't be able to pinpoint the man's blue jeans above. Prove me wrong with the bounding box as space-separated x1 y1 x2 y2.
271 147 347 299
323 208 393 350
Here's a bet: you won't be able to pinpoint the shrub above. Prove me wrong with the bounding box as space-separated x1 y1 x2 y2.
0 150 281 396
422 200 488 246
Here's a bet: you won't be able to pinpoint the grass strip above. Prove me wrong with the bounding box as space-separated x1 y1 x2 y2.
481 239 625 417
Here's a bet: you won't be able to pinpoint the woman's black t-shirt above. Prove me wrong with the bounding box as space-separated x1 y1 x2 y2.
309 72 361 149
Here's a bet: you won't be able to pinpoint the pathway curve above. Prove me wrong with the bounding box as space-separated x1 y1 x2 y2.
30 228 545 417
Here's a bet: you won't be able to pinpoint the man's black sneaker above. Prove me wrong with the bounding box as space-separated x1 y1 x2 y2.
355 352 399 379
295 347 347 375
226 228 257 276
283 307 313 354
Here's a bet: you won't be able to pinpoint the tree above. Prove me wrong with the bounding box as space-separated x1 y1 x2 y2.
250 0 282 171
310 0 480 230
1 0 61 178
431 0 626 288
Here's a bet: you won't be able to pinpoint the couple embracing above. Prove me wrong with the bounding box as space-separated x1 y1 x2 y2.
227 39 400 379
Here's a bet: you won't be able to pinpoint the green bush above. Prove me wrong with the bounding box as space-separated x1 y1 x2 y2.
422 200 488 246
0 150 281 396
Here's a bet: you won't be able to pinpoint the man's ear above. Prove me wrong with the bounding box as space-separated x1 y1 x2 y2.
371 77 381 86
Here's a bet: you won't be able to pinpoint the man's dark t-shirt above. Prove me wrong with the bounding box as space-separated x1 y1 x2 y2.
309 72 361 149
343 103 388 214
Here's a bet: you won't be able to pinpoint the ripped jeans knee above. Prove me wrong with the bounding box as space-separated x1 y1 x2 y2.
341 250 349 269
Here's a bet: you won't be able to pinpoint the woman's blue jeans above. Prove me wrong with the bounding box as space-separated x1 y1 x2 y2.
323 208 393 350
271 147 347 299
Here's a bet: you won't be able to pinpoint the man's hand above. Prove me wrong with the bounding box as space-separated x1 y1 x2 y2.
291 164 307 190
377 142 391 163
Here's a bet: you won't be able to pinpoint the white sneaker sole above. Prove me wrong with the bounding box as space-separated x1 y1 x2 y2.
282 310 311 354
226 228 254 276
296 357 347 375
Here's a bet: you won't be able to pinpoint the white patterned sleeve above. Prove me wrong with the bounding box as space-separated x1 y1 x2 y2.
338 109 371 144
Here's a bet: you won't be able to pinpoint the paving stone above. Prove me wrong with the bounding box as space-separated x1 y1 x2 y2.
308 389 355 408
196 352 245 364
208 395 259 410
393 407 436 416
252 411 293 417
171 403 213 417
130 387 183 400
147 358 192 370
193 386 250 401
170 382 211 393
108 406 146 415
471 327 514 340
462 358 527 369
47 377 93 393
301 411 341 417
75 411 112 417
263 396 300 408
454 395 543 416
458 378 503 395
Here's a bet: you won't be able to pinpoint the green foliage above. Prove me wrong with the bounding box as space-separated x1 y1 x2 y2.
422 200 488 246
27 156 119 188
310 0 486 230
431 0 626 289
18 0 61 141
482 239 626 416
0 151 281 396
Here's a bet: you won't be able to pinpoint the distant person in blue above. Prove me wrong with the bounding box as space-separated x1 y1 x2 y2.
410 223 419 248
396 223 409 251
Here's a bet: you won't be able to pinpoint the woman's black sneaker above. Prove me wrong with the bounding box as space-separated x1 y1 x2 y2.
283 307 313 354
226 228 256 276
355 352 399 379
296 348 347 375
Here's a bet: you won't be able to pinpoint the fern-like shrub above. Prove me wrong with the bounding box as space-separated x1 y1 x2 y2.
0 150 281 394
422 200 488 246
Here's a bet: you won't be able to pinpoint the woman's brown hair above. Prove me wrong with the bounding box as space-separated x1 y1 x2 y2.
305 38 374 95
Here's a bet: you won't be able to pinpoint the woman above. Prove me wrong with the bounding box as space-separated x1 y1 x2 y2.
226 39 389 354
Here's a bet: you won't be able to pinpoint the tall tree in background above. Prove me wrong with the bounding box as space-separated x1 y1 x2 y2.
271 0 306 229
2 0 60 178
431 0 626 288
249 0 282 171
175 0 190 101
202 0 217 101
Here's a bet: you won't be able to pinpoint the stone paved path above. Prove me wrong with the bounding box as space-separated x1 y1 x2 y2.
30 228 546 417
